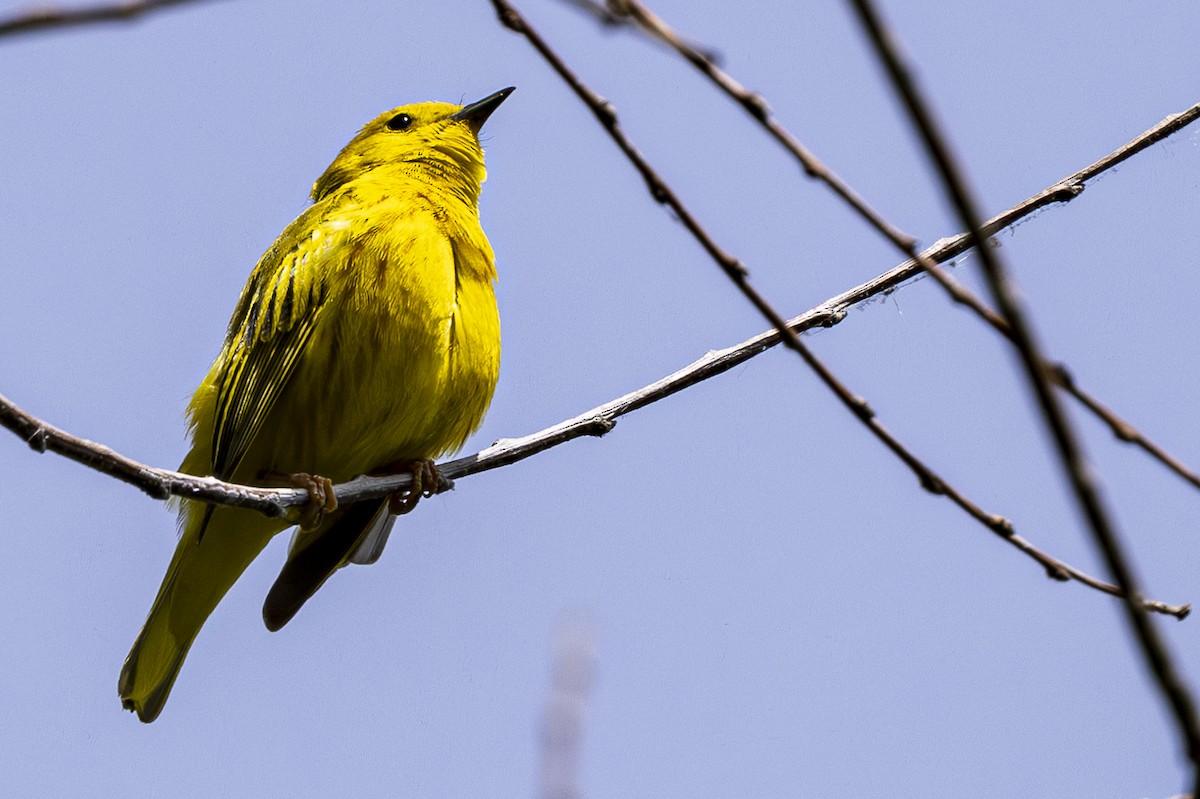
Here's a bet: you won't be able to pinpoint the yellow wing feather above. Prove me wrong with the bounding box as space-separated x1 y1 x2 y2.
210 208 339 479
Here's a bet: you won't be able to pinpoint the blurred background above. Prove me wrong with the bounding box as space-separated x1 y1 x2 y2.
1 1 1198 796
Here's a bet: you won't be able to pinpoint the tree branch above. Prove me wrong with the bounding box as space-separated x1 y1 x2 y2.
846 0 1200 783
0 393 301 516
558 0 722 63
0 0 221 38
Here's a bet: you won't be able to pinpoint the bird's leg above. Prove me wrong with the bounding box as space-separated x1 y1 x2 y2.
261 470 338 530
371 458 449 516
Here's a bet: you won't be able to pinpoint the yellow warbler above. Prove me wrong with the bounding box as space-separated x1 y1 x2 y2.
118 87 513 723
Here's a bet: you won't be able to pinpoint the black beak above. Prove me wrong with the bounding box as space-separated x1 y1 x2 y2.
451 87 515 131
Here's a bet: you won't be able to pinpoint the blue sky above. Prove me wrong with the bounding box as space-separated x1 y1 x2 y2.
2 1 1199 796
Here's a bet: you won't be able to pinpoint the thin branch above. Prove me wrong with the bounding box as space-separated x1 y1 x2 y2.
1051 364 1200 492
846 0 1200 782
560 0 624 26
603 0 917 250
590 0 1200 495
558 0 722 63
4 113 1195 619
0 0 220 37
0 393 301 517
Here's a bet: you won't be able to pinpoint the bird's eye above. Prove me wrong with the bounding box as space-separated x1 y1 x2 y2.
385 113 413 131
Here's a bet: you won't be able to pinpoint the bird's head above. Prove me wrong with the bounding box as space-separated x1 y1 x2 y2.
311 87 514 203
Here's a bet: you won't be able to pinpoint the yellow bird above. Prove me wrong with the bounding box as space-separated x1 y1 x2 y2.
119 87 513 723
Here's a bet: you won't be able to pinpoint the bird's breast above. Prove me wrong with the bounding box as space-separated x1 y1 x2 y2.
271 213 500 480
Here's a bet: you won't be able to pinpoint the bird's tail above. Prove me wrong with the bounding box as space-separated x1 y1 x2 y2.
118 502 277 723
262 499 391 632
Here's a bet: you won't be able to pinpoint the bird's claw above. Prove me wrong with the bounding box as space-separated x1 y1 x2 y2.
263 470 337 530
383 459 445 516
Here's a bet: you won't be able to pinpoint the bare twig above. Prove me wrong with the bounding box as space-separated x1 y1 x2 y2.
558 0 721 62
846 0 1200 783
590 0 1200 495
560 0 623 26
1051 364 1200 491
604 0 916 250
0 393 300 517
0 0 220 37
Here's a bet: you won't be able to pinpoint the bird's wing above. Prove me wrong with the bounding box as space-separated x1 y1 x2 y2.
209 207 339 479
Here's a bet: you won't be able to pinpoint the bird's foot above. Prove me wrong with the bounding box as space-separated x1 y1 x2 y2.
373 458 448 516
262 470 338 530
